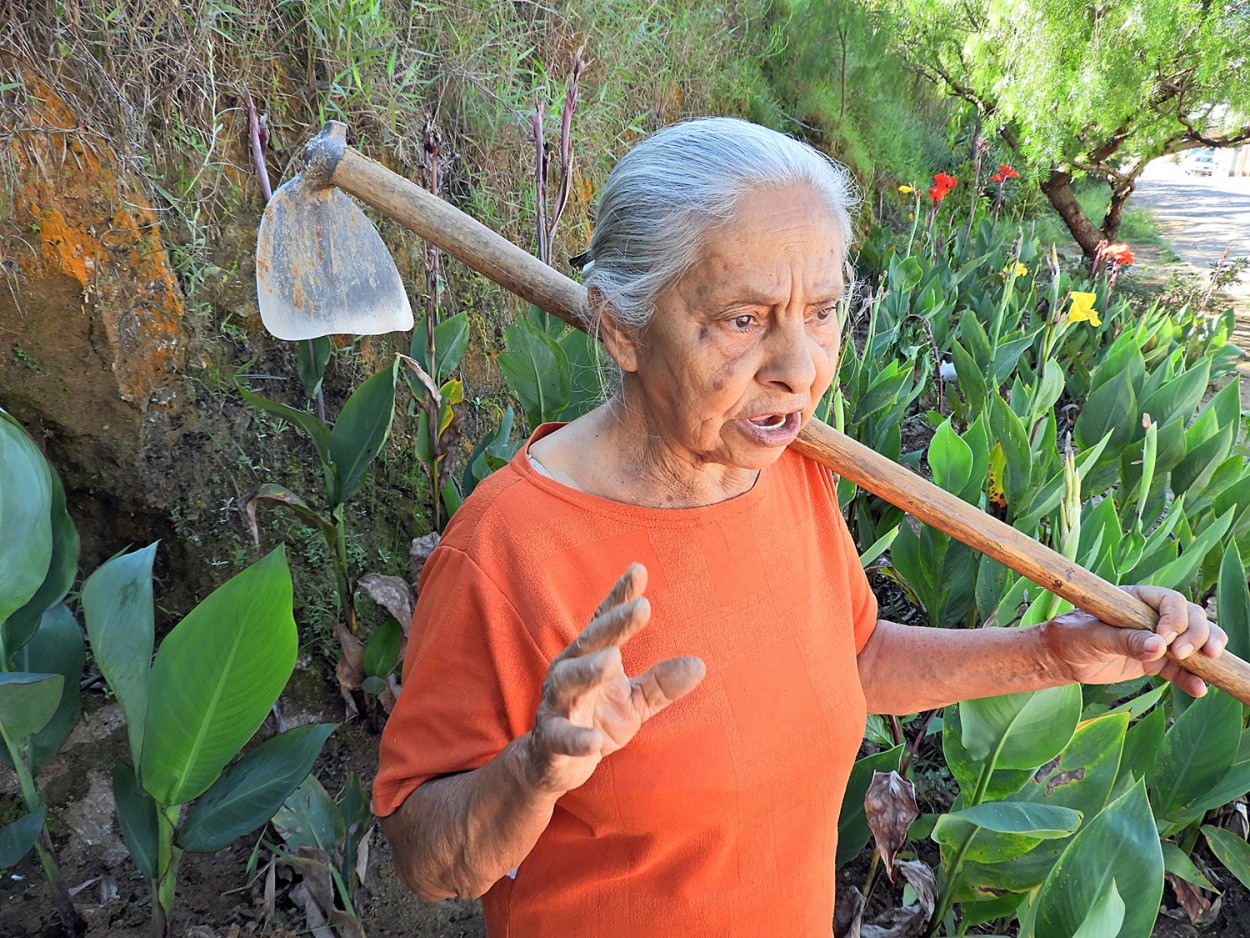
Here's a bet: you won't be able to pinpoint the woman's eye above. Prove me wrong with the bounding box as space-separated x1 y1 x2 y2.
812 306 835 323
732 314 755 330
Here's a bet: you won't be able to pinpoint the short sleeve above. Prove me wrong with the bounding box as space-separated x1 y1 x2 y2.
833 507 879 653
807 456 879 654
373 544 549 817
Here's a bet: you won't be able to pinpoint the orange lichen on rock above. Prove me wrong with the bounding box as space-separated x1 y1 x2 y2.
6 72 188 411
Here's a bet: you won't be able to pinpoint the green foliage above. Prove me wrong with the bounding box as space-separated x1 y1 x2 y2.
82 544 333 936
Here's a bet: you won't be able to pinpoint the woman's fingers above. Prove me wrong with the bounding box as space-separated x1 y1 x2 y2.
1122 585 1223 660
594 563 647 618
632 656 706 719
543 647 619 711
554 567 652 666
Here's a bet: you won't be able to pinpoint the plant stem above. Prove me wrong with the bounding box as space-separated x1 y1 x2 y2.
1 726 84 936
153 804 183 938
328 510 356 633
929 728 1006 933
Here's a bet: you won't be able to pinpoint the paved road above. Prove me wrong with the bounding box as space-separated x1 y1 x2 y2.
1134 163 1250 299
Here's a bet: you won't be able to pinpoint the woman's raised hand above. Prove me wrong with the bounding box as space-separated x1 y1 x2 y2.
520 563 705 795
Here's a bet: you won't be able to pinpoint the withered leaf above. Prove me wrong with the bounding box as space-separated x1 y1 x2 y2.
357 573 414 629
864 770 919 882
410 532 441 588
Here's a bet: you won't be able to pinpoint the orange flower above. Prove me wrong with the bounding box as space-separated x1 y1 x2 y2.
989 164 1019 183
1102 243 1134 266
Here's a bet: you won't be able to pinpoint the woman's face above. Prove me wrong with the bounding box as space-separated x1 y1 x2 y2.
613 184 844 476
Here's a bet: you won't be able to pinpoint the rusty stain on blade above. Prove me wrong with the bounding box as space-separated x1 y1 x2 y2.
256 175 413 340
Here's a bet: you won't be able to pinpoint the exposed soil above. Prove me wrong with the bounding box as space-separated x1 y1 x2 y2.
0 669 486 938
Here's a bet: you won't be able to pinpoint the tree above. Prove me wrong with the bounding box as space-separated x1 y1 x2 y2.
883 0 1250 257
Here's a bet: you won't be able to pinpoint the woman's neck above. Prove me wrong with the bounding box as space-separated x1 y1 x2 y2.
528 400 759 509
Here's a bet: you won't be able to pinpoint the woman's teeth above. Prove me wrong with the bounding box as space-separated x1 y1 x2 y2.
751 414 787 429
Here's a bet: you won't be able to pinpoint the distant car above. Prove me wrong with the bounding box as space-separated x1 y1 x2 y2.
1186 153 1216 176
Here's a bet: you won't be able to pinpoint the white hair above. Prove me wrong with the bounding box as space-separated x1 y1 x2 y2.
582 117 858 333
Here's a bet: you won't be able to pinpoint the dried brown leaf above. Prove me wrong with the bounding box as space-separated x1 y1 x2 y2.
410 532 441 588
1167 873 1215 926
864 770 919 881
861 860 936 938
357 573 414 628
834 884 867 938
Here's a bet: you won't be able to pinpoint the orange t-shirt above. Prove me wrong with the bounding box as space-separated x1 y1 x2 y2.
375 425 878 937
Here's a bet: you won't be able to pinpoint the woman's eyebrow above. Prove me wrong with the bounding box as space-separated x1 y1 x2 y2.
707 283 844 308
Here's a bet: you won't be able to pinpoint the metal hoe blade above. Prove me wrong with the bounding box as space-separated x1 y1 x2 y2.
256 173 413 341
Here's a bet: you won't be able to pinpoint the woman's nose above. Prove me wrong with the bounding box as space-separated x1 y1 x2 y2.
760 318 818 392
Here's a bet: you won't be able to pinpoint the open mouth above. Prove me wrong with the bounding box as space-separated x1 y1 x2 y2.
749 413 789 430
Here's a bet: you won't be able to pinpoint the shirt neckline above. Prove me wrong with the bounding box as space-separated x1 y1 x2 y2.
511 422 781 527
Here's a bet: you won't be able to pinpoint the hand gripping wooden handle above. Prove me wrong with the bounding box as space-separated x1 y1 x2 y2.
328 142 1250 705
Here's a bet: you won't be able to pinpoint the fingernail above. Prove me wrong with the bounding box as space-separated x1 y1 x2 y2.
1176 642 1193 658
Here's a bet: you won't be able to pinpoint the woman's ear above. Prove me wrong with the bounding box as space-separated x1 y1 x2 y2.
590 288 641 374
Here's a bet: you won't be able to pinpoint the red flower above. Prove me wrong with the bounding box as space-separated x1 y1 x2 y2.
929 171 957 203
1102 243 1134 266
989 163 1019 184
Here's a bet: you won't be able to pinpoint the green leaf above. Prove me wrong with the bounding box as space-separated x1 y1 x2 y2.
1217 543 1250 663
112 764 159 880
340 772 372 891
1073 368 1137 454
836 744 903 865
1033 780 1162 938
238 384 333 470
0 806 45 870
1139 358 1209 428
0 412 53 634
990 394 1031 510
82 544 156 765
178 723 337 853
957 712 1129 894
0 672 63 743
1120 705 1165 784
960 683 1081 771
1161 840 1218 892
499 318 571 428
296 336 332 400
1151 688 1243 821
433 312 471 379
928 419 973 500
942 704 1032 803
363 619 402 678
10 605 84 774
890 256 924 293
140 547 297 806
2 459 79 657
273 774 344 853
1202 825 1250 892
1070 880 1125 938
933 803 1080 869
329 356 399 503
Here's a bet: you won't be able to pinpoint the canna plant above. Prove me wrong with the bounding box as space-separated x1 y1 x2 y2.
239 356 399 648
81 543 335 938
0 409 85 937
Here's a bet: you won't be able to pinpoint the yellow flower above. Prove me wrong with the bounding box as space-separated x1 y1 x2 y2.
899 185 914 194
1000 261 1030 280
1067 291 1101 327
908 212 915 220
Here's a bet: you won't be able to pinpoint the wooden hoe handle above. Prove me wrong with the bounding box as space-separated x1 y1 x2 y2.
325 136 1250 705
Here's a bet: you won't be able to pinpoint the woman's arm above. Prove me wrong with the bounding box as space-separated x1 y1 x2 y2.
381 563 704 900
379 736 559 900
858 585 1225 715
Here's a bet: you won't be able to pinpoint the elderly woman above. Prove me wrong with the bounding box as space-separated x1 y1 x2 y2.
375 118 1223 936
